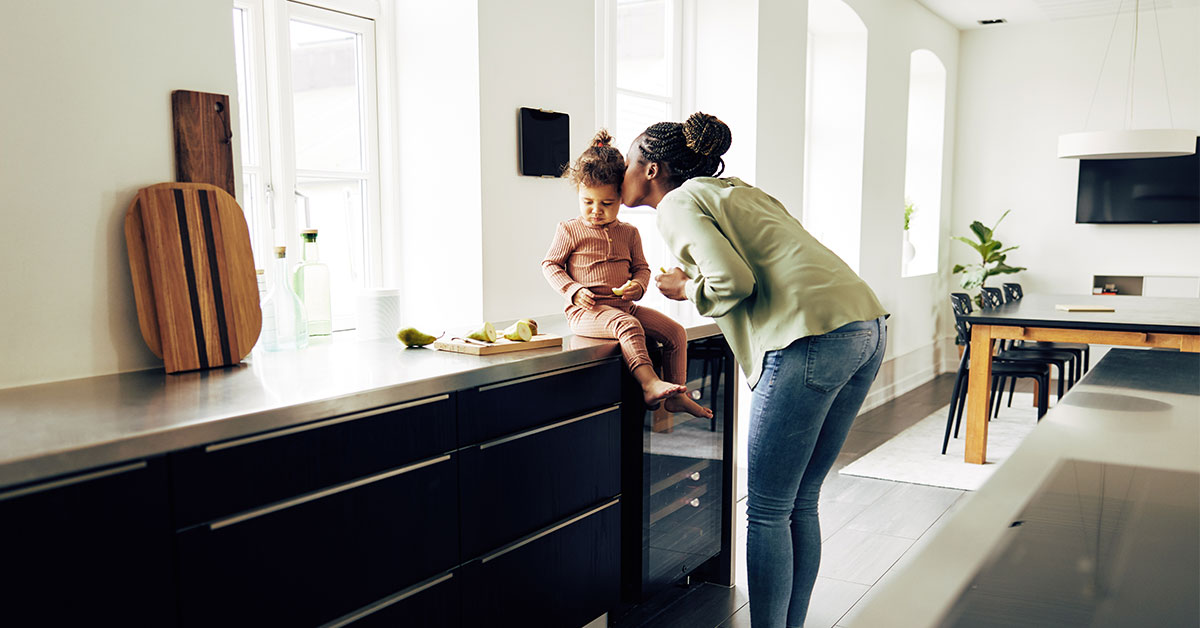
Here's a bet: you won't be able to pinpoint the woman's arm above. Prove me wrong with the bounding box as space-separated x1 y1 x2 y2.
541 222 586 303
657 195 755 317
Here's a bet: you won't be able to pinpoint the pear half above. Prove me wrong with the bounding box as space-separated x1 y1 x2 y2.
466 321 497 343
396 327 438 347
502 320 532 342
611 280 637 296
518 318 539 336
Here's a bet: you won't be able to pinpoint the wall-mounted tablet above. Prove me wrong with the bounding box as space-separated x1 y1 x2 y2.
519 107 569 177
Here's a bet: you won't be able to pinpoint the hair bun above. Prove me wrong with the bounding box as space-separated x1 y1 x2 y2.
592 129 614 148
683 112 732 158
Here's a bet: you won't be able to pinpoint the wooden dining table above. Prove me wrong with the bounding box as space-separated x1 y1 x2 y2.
959 293 1200 464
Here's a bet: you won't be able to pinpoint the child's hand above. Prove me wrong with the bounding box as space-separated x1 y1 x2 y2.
617 280 643 301
573 288 598 310
656 267 688 301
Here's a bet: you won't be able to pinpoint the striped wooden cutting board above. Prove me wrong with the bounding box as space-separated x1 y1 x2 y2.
125 182 261 373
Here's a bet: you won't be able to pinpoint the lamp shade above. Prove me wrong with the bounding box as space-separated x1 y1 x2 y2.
1058 129 1199 159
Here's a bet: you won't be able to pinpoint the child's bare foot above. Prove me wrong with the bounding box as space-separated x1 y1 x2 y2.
664 393 714 419
644 380 686 408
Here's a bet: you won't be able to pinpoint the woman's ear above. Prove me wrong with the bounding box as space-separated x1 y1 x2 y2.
645 162 660 180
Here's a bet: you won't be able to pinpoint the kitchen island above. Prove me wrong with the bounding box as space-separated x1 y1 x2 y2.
0 313 733 628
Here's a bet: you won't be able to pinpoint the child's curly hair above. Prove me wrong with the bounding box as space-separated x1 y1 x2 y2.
564 130 625 189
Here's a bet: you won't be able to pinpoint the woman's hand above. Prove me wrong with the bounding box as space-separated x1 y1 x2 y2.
656 267 688 301
573 287 598 310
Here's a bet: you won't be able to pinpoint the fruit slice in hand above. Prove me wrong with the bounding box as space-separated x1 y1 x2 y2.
502 320 532 342
466 322 497 343
611 280 637 296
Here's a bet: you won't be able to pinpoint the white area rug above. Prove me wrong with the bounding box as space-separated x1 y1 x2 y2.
839 393 1047 491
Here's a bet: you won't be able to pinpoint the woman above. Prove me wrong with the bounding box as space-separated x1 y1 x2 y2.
622 112 888 628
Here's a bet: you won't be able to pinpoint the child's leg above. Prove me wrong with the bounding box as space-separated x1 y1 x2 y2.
629 304 713 420
628 304 688 385
567 305 684 405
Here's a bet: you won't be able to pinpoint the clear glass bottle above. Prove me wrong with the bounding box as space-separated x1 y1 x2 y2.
293 229 332 336
260 246 309 351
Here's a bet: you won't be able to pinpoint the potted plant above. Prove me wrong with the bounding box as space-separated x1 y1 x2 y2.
951 209 1025 306
902 199 917 270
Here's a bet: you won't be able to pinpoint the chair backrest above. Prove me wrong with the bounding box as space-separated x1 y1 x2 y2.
1003 282 1023 301
950 293 972 345
980 287 1004 310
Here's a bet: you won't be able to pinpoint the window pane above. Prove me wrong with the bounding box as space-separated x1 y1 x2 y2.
232 8 256 167
290 20 363 172
615 92 670 155
296 177 366 330
616 0 670 97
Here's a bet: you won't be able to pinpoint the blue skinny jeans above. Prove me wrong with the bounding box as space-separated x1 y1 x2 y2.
746 317 887 628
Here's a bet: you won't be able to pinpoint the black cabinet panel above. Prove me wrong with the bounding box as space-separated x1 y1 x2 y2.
458 360 621 445
460 405 620 559
171 393 455 527
0 459 175 627
176 454 457 627
345 570 460 628
462 500 621 628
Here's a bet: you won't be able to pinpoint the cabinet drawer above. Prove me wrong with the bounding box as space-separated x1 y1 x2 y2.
328 570 460 628
460 405 620 559
458 359 620 445
171 393 454 527
462 499 620 628
0 459 175 627
176 454 458 627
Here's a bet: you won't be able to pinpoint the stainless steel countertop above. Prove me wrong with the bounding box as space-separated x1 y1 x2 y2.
849 349 1200 627
0 313 721 490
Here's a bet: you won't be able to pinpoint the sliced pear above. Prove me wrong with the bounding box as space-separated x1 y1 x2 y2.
502 320 532 342
518 318 539 336
396 327 438 347
611 280 637 296
466 321 497 343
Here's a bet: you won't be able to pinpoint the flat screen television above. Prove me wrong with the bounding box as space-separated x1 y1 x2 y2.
1075 137 1200 224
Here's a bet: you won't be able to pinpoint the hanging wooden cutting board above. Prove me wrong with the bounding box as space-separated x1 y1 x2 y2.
172 90 235 196
126 182 261 373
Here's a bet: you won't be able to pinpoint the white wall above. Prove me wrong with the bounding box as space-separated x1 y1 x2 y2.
695 0 759 182
477 0 598 324
393 0 484 330
953 8 1200 299
0 0 237 389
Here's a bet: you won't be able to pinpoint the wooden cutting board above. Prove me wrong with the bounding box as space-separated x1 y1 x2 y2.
125 182 261 373
172 90 235 196
434 334 563 356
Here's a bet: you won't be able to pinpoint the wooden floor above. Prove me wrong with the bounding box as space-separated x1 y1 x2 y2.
612 373 966 628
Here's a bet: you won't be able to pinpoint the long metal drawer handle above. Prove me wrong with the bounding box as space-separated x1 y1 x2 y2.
477 361 611 392
320 572 454 628
478 405 619 450
208 454 451 531
481 498 619 564
0 461 148 503
205 394 450 452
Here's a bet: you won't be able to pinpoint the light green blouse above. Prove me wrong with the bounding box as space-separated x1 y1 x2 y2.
656 177 888 388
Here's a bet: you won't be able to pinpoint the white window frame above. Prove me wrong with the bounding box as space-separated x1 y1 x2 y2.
233 0 383 330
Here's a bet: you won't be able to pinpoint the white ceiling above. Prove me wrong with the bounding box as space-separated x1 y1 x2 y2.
916 0 1200 30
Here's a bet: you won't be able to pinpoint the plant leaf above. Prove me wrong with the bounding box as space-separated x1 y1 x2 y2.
952 236 987 257
968 220 992 243
952 264 967 274
990 209 1012 233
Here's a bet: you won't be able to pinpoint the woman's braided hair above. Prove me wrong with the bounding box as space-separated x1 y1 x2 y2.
639 112 732 184
564 129 625 188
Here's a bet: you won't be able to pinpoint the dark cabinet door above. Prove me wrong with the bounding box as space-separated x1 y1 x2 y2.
0 458 175 627
170 393 455 527
346 570 460 628
462 499 621 628
458 359 621 445
176 453 457 627
459 404 621 560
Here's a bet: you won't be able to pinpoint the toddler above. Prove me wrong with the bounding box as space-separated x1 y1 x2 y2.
542 130 712 419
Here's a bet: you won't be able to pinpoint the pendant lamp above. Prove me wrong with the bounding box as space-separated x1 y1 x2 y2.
1057 0 1197 160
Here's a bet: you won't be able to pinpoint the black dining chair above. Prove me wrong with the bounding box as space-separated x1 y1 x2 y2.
980 287 1076 410
1003 282 1091 375
944 293 1050 455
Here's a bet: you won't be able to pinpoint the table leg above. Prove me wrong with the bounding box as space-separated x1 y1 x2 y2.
965 324 995 464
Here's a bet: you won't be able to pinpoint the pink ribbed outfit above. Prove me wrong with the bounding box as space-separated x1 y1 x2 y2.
541 218 687 384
